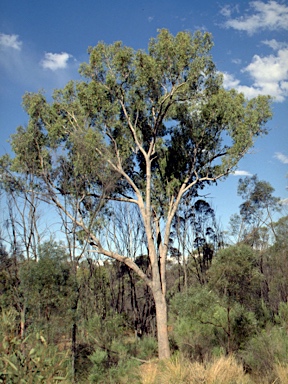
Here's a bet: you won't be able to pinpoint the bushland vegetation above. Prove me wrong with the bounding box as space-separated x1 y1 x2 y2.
0 186 287 382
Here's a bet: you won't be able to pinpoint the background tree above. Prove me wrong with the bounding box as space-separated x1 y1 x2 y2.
0 150 47 261
7 29 272 359
260 215 288 314
207 244 262 313
171 198 223 289
229 175 281 247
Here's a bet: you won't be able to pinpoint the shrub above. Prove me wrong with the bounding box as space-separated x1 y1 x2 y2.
88 348 109 383
0 310 71 383
240 326 288 382
170 286 257 359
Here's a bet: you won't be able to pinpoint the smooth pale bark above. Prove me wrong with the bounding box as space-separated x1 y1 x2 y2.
152 285 170 359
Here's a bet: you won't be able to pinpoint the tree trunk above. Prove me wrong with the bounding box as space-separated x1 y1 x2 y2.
152 287 170 359
71 322 77 382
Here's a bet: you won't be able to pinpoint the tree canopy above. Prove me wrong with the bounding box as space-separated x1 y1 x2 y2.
10 30 271 210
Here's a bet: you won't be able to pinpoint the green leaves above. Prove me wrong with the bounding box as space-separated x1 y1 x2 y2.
0 310 71 383
9 29 272 209
171 286 258 356
208 244 262 309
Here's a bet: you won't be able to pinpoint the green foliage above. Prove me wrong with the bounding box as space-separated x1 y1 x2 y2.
230 175 281 246
76 312 130 381
238 175 280 223
261 235 288 314
76 260 113 321
0 244 20 311
8 29 272 214
0 224 287 381
276 302 288 326
85 312 127 347
19 242 74 333
88 345 140 384
78 311 157 383
87 336 158 383
208 244 262 310
124 335 158 363
88 349 109 383
170 286 257 358
240 326 288 381
0 309 71 383
274 215 288 248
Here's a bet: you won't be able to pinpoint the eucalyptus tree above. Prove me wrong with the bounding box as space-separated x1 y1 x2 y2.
7 29 272 358
238 175 281 241
229 175 281 247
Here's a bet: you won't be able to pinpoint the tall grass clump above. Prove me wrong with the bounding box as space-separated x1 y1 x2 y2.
139 354 252 384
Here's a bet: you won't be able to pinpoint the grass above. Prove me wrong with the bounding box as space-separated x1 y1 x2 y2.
274 363 288 384
138 354 288 384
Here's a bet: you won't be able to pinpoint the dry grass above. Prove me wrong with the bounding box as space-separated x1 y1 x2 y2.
274 363 288 384
139 356 288 384
158 356 201 384
139 355 252 384
139 361 159 384
203 355 252 384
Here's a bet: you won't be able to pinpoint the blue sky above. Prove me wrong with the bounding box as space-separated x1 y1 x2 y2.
0 0 287 229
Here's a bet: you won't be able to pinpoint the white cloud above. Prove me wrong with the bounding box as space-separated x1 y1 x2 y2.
222 47 288 102
232 58 242 65
0 33 22 50
262 39 288 50
220 4 240 18
220 5 233 18
243 48 288 101
274 152 288 164
232 170 253 176
148 16 154 22
223 1 288 34
41 52 71 71
222 72 263 98
222 72 240 89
